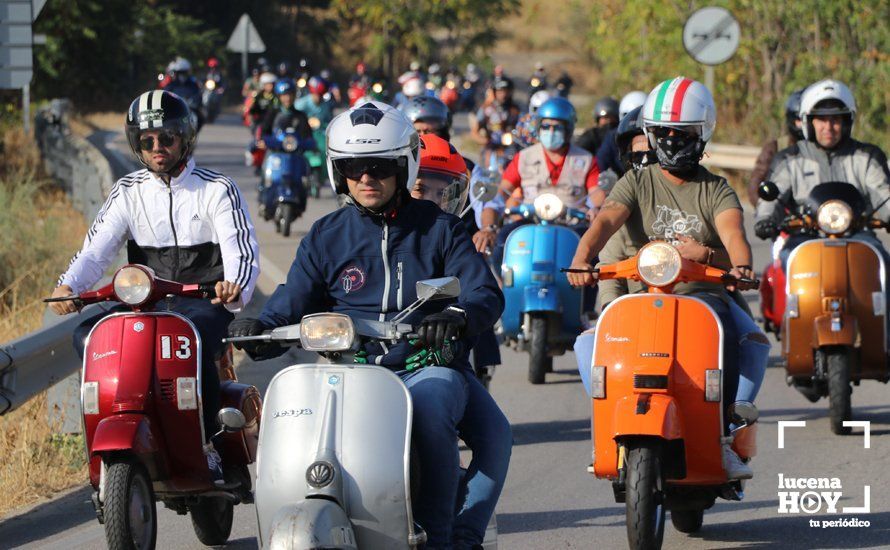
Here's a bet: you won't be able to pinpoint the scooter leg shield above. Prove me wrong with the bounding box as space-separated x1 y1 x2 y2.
266 500 357 550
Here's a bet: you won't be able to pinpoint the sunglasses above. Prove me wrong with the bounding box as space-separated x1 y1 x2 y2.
538 122 566 132
139 131 179 151
334 157 402 180
648 126 699 139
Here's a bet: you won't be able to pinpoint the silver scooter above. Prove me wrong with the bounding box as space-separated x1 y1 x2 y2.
226 277 498 549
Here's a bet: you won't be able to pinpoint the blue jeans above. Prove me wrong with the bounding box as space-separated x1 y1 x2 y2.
454 374 512 547
728 299 769 405
399 367 469 549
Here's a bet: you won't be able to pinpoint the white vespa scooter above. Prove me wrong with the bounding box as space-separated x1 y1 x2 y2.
226 277 498 549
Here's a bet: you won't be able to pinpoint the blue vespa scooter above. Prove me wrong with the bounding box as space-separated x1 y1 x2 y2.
257 125 313 237
501 193 587 384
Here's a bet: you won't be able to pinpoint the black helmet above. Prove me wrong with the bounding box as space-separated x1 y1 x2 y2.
593 96 620 120
615 105 655 172
125 90 197 174
785 88 805 140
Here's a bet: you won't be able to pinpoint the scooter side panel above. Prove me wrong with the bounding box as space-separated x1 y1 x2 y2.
785 241 823 375
152 315 208 492
255 365 412 550
846 242 886 379
592 295 724 484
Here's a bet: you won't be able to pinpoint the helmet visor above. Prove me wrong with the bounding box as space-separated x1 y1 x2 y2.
647 124 701 139
333 156 403 180
412 169 469 215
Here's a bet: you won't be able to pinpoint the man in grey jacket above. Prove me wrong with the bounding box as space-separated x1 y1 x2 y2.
753 79 890 268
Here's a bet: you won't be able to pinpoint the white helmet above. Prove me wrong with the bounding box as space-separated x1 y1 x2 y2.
528 90 552 114
618 90 648 119
170 57 191 73
325 101 420 196
402 77 424 98
642 77 716 142
799 79 856 141
259 72 276 85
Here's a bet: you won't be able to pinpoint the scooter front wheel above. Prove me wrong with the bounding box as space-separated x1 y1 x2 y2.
826 348 853 435
279 203 295 237
103 459 157 550
190 496 234 546
625 442 665 550
528 315 551 385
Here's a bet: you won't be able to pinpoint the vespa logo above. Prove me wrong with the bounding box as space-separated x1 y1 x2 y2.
792 272 818 280
306 461 335 488
273 408 313 419
777 421 871 527
91 350 118 361
605 333 630 343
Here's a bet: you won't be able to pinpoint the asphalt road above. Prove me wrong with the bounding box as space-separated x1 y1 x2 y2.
2 112 889 550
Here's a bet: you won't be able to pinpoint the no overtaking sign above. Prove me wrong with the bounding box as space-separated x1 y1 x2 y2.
683 6 740 66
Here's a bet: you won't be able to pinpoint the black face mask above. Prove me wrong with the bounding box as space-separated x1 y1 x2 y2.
652 131 704 173
622 150 657 173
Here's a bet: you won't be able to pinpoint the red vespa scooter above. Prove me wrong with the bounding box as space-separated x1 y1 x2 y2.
45 264 261 549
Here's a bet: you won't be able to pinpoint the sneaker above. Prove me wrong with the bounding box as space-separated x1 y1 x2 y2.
205 445 226 487
721 441 753 480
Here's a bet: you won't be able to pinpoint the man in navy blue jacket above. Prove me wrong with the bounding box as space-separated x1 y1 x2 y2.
229 101 506 549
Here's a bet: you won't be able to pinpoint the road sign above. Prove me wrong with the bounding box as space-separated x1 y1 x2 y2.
226 13 266 53
682 6 740 66
0 0 34 89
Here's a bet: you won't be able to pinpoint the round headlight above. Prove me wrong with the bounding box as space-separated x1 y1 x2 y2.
113 266 154 305
531 77 541 87
308 117 321 130
297 78 307 88
205 79 216 90
533 193 565 222
372 83 383 93
817 200 853 235
425 81 435 90
501 133 513 146
282 135 298 152
637 242 682 287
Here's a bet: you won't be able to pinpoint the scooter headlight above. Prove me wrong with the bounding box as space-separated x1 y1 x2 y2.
372 82 383 94
533 193 565 222
205 79 216 91
113 265 154 306
297 78 307 88
308 117 321 130
637 242 682 288
282 135 298 152
299 313 356 352
817 200 852 235
501 133 513 146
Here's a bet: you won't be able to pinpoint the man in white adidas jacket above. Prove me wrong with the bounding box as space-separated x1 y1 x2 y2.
49 90 259 482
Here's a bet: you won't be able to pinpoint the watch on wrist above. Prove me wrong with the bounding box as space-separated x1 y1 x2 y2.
445 305 467 320
483 224 497 234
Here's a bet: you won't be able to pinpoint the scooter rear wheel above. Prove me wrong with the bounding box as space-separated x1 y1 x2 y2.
279 203 295 237
190 496 234 546
625 442 665 550
103 459 157 550
670 508 704 533
826 348 853 435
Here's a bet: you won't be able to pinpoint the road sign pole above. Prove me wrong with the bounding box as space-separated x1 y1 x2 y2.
704 65 715 96
242 23 249 82
22 83 29 133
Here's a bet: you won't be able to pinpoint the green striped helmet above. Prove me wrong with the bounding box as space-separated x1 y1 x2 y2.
642 77 716 142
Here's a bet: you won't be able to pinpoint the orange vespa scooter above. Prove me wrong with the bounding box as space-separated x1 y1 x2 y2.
567 241 759 549
758 181 889 434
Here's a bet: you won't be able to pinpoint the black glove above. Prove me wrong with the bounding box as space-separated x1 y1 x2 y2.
754 219 778 241
417 306 467 349
227 318 280 359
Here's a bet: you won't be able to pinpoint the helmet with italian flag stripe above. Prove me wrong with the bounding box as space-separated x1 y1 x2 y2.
642 77 716 143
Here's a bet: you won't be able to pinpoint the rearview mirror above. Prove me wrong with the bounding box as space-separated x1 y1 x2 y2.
728 401 759 427
757 181 780 202
415 277 461 301
217 407 246 432
472 180 499 203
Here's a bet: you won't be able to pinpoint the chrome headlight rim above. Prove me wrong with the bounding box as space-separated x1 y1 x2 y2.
113 265 155 306
533 193 565 222
299 313 356 352
637 241 683 288
817 200 853 235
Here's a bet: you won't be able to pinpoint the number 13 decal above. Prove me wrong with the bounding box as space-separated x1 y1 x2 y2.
160 335 193 360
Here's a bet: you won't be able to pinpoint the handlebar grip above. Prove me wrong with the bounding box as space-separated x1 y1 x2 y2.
198 284 217 299
560 267 599 274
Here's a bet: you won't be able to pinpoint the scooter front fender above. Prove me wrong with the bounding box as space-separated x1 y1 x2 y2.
265 499 358 550
522 284 560 313
813 313 857 346
91 413 160 456
612 394 682 440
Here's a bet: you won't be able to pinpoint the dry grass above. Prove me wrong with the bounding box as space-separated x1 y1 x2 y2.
69 111 125 137
0 122 90 519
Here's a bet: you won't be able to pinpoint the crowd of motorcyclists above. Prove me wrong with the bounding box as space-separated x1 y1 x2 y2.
44 48 890 549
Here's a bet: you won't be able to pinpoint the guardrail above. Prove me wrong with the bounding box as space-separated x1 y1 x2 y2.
0 101 118 421
702 143 760 171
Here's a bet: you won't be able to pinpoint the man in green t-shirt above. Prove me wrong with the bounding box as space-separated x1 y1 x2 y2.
567 77 769 481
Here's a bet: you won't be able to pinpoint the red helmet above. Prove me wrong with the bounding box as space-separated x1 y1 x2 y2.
207 57 219 68
356 62 367 73
308 76 328 95
415 134 469 216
